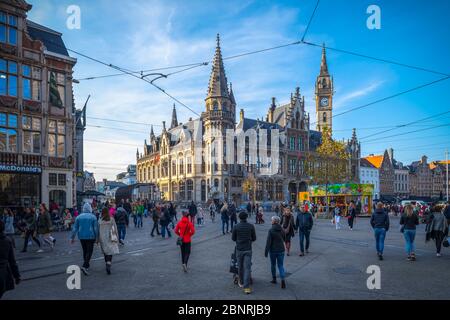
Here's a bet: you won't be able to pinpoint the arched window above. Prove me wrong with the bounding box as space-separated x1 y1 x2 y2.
323 112 327 123
322 78 327 88
213 101 218 111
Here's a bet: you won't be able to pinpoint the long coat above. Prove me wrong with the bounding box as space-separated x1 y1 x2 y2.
37 212 52 235
98 218 120 256
0 234 20 298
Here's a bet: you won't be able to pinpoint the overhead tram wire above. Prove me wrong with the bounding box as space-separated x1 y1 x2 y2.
359 109 450 140
301 41 450 77
87 116 163 127
301 0 321 42
310 76 450 126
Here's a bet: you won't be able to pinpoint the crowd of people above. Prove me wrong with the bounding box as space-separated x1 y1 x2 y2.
0 198 449 298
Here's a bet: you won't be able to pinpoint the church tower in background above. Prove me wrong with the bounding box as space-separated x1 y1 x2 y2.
315 44 333 135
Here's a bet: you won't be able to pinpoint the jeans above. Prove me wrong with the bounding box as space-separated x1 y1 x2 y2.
80 239 95 269
117 224 126 241
230 218 237 230
222 219 229 234
237 250 252 289
180 242 191 265
23 229 41 251
133 215 137 227
335 216 341 229
136 215 143 228
374 228 386 254
144 209 148 218
161 225 172 238
151 221 160 236
298 229 311 253
269 251 285 280
403 229 416 255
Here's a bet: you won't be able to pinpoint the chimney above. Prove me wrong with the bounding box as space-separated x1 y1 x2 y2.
240 109 244 122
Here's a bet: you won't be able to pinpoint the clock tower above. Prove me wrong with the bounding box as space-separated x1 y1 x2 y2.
315 44 333 135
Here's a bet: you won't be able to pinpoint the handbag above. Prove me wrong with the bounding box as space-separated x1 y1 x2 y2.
176 223 189 246
229 247 238 274
110 223 118 243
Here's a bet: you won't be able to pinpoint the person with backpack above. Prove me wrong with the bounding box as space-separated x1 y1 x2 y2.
232 211 256 294
174 211 196 272
114 205 129 245
400 204 419 261
150 206 161 237
295 205 314 256
370 202 390 261
70 203 99 276
264 216 286 289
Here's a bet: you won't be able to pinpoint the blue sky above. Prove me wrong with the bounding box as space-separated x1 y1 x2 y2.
27 0 450 179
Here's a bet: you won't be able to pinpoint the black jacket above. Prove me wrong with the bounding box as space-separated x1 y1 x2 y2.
114 208 129 226
265 224 285 256
188 203 197 216
123 202 132 214
295 212 314 231
229 204 237 220
444 205 450 220
370 209 390 231
400 213 419 230
0 234 20 298
232 221 256 251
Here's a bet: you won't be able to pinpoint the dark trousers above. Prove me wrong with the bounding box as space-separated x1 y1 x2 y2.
298 229 311 253
80 239 95 269
222 219 229 234
230 218 237 230
348 216 355 229
104 255 112 264
151 221 160 236
435 231 445 254
180 242 191 265
23 229 41 251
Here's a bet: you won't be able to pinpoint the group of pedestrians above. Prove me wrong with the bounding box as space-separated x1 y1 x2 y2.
370 202 449 261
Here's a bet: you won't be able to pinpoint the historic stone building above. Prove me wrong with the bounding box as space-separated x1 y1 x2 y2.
0 0 78 210
364 149 395 201
136 36 360 204
408 156 433 200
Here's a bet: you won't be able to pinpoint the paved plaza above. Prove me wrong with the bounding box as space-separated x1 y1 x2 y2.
4 211 450 300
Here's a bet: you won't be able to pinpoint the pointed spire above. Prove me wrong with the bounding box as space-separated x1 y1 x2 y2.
150 125 155 138
207 33 229 99
162 121 166 132
320 43 329 75
352 128 357 141
229 82 236 105
170 104 178 129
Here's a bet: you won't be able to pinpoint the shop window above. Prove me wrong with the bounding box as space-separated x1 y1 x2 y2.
0 11 17 46
49 173 57 186
0 59 18 97
0 112 17 152
22 116 41 154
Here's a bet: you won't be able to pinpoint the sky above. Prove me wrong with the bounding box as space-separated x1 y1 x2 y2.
27 0 450 180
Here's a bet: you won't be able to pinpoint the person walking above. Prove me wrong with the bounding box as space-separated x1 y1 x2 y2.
295 205 314 256
174 211 196 272
136 201 144 228
169 202 177 228
221 202 230 235
229 202 237 230
37 204 55 250
347 201 357 230
334 205 342 230
150 206 161 237
232 211 256 294
425 204 449 257
98 207 120 275
70 203 99 276
280 208 295 256
188 201 198 225
246 202 252 218
264 216 286 289
114 205 129 245
370 202 390 261
21 208 41 253
0 220 21 299
400 204 419 261
160 205 172 239
3 209 15 249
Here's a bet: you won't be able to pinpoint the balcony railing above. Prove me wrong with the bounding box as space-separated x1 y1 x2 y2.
0 152 18 165
0 152 42 167
23 154 42 166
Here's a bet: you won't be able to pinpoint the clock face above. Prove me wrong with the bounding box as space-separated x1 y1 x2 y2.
320 97 329 107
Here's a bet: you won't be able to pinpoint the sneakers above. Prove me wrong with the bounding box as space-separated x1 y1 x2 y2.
37 249 44 253
106 264 111 275
53 238 56 245
81 267 89 276
182 264 188 273
299 253 305 257
270 277 277 284
281 280 286 289
378 254 383 261
238 281 244 288
437 253 442 257
244 288 252 295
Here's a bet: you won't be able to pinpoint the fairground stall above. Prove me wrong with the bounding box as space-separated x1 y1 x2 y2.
307 183 374 215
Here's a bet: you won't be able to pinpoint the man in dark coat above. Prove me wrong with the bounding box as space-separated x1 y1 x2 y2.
0 220 21 299
188 201 197 224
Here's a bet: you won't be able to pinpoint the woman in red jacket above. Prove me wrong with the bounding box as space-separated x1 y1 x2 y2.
174 211 196 272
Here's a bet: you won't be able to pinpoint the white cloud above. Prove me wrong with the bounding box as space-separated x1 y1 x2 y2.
334 80 384 109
